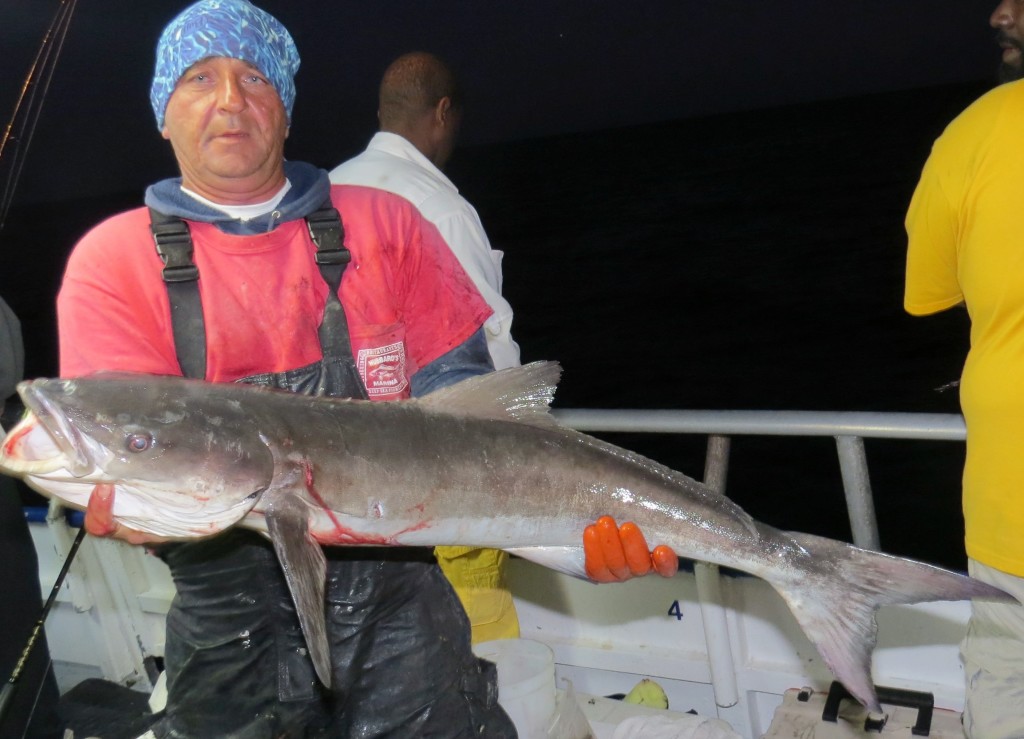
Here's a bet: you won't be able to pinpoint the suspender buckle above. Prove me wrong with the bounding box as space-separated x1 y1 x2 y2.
159 262 201 283
307 205 352 268
152 220 200 283
314 248 352 267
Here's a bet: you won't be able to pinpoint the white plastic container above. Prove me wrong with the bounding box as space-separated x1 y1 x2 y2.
473 638 556 738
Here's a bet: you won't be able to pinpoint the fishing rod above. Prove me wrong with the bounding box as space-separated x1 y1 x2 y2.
0 522 86 732
0 0 79 231
0 3 82 734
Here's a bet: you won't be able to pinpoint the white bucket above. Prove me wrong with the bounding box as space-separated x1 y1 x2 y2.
473 638 556 738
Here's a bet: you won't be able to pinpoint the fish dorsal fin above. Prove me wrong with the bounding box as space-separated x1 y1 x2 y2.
417 361 562 428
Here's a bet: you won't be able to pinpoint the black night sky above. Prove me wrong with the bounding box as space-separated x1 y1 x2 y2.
0 1 1008 566
0 1 999 204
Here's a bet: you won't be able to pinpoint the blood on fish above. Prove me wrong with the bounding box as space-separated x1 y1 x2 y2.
402 520 432 533
315 529 392 546
298 461 435 544
301 460 391 545
2 423 33 457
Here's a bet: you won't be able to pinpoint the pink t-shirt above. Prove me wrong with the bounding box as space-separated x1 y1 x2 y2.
58 184 491 400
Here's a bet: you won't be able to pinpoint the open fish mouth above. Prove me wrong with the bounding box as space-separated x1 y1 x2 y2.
1 402 262 537
0 378 269 538
1 381 98 476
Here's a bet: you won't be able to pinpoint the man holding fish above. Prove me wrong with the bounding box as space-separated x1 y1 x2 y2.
50 1 675 735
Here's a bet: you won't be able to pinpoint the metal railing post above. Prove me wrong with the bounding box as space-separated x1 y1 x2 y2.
835 435 880 551
696 434 739 709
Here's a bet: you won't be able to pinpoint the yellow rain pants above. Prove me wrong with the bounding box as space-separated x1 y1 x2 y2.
435 546 519 643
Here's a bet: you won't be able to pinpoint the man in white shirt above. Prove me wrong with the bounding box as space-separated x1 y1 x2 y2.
330 51 522 641
330 52 519 370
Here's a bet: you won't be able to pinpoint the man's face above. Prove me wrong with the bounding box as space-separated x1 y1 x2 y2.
992 0 1024 82
161 56 289 203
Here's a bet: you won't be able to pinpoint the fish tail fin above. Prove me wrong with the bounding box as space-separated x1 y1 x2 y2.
775 532 1014 713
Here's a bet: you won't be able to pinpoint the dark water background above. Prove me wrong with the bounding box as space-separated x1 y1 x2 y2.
0 79 991 570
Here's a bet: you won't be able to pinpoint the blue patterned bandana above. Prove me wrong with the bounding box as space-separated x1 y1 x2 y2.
150 0 300 129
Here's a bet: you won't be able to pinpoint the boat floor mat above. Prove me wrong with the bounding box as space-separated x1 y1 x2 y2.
59 678 160 739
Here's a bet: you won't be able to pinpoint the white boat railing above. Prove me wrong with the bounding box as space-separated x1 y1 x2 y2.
553 408 967 552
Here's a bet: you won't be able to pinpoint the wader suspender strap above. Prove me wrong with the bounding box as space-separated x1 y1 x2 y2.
306 201 370 400
150 208 206 380
305 202 349 297
148 201 362 387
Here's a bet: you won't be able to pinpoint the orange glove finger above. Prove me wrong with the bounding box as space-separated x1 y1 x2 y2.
594 515 631 581
583 524 615 582
652 545 679 578
619 521 653 576
84 483 118 537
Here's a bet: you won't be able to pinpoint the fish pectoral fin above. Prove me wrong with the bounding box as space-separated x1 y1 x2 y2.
505 546 588 580
264 488 331 689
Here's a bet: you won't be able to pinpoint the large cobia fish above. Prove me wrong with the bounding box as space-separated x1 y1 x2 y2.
0 362 1011 712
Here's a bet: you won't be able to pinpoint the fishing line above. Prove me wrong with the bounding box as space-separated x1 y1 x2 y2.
0 523 86 733
20 656 49 739
0 0 78 231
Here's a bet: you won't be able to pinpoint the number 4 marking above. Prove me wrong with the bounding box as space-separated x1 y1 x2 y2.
668 600 683 621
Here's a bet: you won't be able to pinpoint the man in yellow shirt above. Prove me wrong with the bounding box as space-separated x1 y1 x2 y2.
991 0 1024 82
905 79 1024 737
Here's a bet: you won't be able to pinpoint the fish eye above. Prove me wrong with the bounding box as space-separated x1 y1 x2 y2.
126 433 153 453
